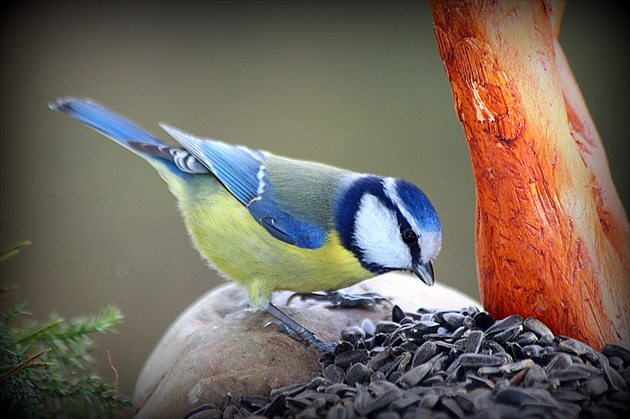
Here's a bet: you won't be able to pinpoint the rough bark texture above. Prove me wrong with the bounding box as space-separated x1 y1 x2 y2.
429 0 629 349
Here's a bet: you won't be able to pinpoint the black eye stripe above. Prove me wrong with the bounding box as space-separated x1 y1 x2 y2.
401 225 422 264
395 209 418 246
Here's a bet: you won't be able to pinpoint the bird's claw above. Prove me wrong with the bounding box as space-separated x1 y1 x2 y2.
264 304 337 353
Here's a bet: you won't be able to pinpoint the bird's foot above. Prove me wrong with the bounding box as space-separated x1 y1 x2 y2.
288 290 387 309
264 303 336 353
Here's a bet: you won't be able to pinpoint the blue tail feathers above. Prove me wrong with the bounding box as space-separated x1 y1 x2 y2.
49 97 165 148
50 97 210 176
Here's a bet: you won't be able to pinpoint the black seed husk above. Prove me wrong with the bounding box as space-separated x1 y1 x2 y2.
340 325 366 345
523 316 554 339
201 305 630 419
334 348 369 369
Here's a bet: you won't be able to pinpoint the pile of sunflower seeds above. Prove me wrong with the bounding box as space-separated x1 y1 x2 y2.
187 305 630 418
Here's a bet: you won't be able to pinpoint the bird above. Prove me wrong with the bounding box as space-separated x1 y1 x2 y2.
50 97 442 352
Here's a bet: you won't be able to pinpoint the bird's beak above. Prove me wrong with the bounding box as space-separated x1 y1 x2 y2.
412 261 434 286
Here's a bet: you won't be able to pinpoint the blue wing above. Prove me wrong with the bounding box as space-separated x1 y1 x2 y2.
160 124 265 206
51 97 327 249
161 124 327 249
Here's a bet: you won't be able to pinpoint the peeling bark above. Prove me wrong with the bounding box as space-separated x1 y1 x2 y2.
430 0 629 349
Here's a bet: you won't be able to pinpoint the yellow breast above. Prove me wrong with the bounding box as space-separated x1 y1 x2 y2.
179 186 372 306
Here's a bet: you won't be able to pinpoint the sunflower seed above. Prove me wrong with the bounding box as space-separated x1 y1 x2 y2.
441 312 467 331
412 341 438 367
547 367 592 382
389 395 423 412
418 393 440 409
355 319 374 337
391 305 406 323
491 325 523 345
523 316 554 338
466 375 495 390
498 358 534 374
544 352 573 374
428 353 450 372
602 344 630 364
309 375 332 389
397 341 418 355
552 388 588 402
514 331 538 346
285 396 310 411
370 388 403 412
410 321 442 335
557 337 597 357
351 384 371 416
210 305 630 418
380 354 405 376
370 371 387 383
557 401 583 416
609 390 630 405
323 364 345 383
453 393 477 413
484 314 523 336
445 357 462 381
603 364 628 391
440 396 465 418
523 364 547 387
388 371 403 383
579 376 608 396
326 404 347 419
367 348 391 371
398 363 432 388
472 311 494 331
421 374 445 386
481 339 507 355
369 380 400 395
464 330 484 354
451 326 468 340
494 387 540 406
300 398 327 418
221 404 239 419
256 393 286 418
183 404 219 419
375 321 401 334
372 410 401 419
467 388 494 411
459 353 508 368
324 383 353 396
345 362 371 386
521 344 545 359
341 326 366 345
334 349 369 369
608 356 624 369
239 394 270 410
434 340 464 353
270 382 308 399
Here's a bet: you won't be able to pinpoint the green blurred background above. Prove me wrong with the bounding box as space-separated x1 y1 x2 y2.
1 1 627 398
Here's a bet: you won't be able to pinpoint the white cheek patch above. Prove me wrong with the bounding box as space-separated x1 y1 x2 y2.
383 177 442 264
419 231 442 263
353 194 412 270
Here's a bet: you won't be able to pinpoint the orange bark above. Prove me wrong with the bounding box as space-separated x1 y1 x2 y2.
429 0 629 349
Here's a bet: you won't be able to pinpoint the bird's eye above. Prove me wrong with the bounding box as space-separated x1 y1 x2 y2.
401 228 418 245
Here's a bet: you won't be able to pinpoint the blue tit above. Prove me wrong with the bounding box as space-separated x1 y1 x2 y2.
50 97 442 352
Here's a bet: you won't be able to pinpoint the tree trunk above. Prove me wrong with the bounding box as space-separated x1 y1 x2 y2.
429 0 629 349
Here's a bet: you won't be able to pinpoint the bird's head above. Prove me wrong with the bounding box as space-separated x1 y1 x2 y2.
334 175 442 286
